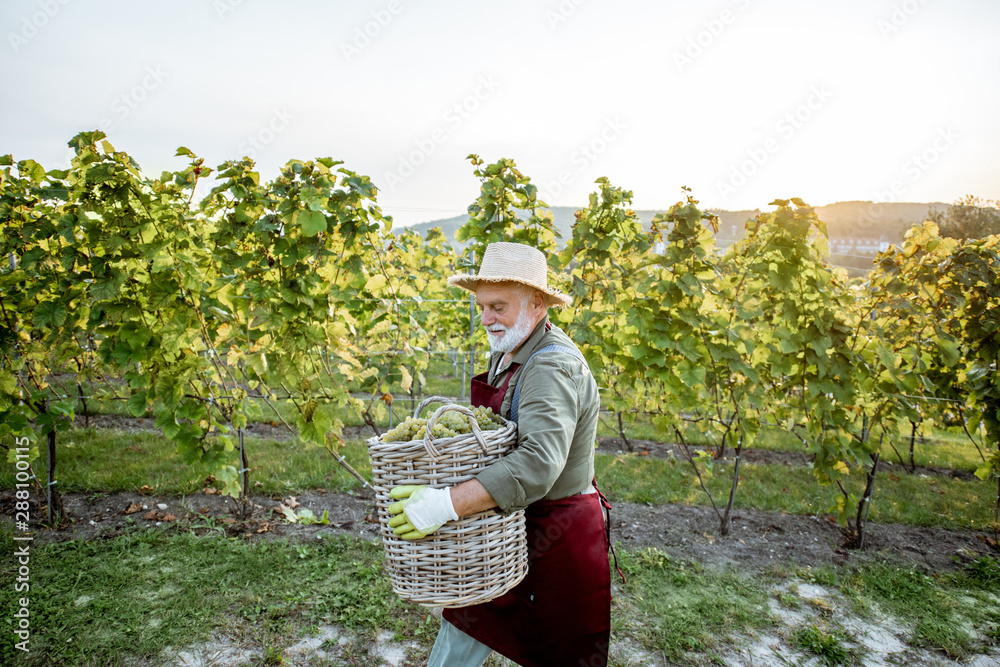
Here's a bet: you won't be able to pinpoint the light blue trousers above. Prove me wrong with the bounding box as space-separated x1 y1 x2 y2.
426 616 494 667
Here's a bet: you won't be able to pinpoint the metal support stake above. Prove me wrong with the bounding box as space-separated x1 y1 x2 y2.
47 426 57 524
238 428 248 503
467 249 476 388
468 291 476 381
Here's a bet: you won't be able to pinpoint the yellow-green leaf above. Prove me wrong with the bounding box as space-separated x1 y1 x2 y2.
365 274 388 293
298 209 327 237
400 366 413 393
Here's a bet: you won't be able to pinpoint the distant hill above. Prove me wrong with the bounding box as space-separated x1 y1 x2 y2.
400 201 947 248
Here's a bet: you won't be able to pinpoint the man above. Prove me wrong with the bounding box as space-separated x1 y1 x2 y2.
387 241 612 666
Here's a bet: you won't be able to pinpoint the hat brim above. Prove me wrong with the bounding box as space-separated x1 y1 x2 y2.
447 274 572 308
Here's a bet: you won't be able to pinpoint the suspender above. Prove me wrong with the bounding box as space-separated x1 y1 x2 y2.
509 344 587 424
507 342 625 583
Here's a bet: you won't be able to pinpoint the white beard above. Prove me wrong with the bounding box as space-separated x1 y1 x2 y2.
485 308 534 354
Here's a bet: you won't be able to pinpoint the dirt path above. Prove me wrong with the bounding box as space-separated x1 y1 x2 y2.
6 487 992 576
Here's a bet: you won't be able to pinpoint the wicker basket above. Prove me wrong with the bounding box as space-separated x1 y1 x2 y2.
367 396 527 608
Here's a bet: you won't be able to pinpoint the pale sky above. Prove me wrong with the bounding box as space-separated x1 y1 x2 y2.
2 0 998 228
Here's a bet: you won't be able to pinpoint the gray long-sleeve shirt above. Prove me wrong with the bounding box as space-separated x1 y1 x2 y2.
475 317 600 513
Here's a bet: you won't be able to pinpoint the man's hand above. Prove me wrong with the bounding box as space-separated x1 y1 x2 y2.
387 485 458 540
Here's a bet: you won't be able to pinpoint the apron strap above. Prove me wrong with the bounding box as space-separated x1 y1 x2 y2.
509 344 587 424
594 477 626 585
508 344 621 582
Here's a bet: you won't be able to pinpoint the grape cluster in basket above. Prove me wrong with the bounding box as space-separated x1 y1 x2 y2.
381 407 501 442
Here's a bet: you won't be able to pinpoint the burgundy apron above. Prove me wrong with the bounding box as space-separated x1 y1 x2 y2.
443 365 612 667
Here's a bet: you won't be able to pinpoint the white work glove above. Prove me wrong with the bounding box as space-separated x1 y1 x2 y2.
387 485 459 540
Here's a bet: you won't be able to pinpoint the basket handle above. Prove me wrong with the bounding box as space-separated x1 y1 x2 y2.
423 403 490 460
413 395 454 418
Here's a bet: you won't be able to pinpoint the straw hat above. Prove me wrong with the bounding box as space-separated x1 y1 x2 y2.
448 242 571 308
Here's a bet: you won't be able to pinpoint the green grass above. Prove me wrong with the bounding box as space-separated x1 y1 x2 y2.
0 526 435 667
840 560 1000 659
792 624 856 665
0 427 372 496
405 357 471 398
4 423 991 531
597 411 987 473
3 521 998 666
595 452 994 530
962 554 1000 588
846 430 984 474
613 547 774 660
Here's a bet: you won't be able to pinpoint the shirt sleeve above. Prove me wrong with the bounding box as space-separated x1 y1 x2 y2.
475 355 580 512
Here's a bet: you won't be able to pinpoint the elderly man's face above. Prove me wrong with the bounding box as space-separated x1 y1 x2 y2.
475 283 540 354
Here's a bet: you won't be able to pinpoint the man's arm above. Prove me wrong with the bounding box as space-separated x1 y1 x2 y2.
450 478 498 517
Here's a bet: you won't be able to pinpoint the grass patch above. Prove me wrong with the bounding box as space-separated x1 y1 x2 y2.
5 424 990 532
841 561 1000 659
0 525 432 666
62 366 988 476
2 521 998 666
753 425 984 474
595 452 993 530
614 547 774 660
0 427 372 496
792 623 855 665
597 412 985 474
962 554 1000 589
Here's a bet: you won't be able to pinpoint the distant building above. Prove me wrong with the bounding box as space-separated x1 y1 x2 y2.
652 230 897 258
829 236 893 255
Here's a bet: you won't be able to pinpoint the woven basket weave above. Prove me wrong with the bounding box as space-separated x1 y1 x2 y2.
367 397 527 608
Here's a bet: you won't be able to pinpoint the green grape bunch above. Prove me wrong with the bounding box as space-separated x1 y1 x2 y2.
381 406 502 442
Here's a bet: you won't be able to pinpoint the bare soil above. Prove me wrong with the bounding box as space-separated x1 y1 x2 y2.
8 412 991 573
4 486 993 577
